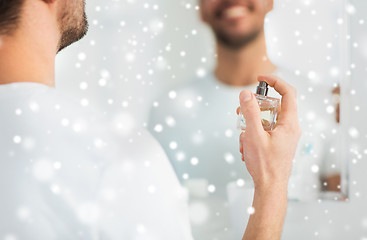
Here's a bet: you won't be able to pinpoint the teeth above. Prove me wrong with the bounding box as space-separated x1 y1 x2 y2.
223 6 247 18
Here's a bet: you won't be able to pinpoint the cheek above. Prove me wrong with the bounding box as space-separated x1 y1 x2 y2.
247 10 267 27
201 0 220 19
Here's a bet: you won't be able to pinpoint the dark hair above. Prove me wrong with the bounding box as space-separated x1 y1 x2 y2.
0 0 25 35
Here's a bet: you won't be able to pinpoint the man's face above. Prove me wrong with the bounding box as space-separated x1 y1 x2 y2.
200 0 273 49
57 0 88 52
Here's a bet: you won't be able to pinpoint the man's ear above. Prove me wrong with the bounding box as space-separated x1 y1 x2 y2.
199 1 208 23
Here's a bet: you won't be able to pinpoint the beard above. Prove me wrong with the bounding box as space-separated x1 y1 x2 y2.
213 27 262 50
57 0 88 52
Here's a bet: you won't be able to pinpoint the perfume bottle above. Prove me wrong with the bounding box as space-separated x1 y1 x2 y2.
237 81 280 131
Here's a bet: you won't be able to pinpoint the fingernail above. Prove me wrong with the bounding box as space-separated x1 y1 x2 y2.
241 154 245 162
241 90 252 103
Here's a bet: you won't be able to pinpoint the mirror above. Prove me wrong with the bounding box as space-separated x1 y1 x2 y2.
56 0 351 239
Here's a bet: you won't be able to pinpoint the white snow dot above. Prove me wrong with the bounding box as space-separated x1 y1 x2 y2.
169 141 178 150
165 116 176 127
15 109 22 115
73 123 83 132
122 101 129 108
51 184 61 194
94 138 105 148
149 19 164 34
326 105 335 114
225 129 233 138
224 153 234 164
311 164 319 173
80 82 88 90
208 185 216 193
196 68 206 78
154 124 163 133
346 4 356 14
78 52 87 61
53 162 62 169
190 157 199 166
349 128 359 138
247 207 255 215
98 78 107 87
237 179 245 187
125 53 135 62
80 98 89 107
308 71 318 80
168 91 177 99
29 102 40 112
61 118 69 127
136 224 146 234
330 67 339 77
176 151 186 161
185 100 193 108
148 185 156 193
13 136 22 144
306 111 316 121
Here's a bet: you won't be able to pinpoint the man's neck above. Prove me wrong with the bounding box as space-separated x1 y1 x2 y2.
215 30 277 87
0 19 57 87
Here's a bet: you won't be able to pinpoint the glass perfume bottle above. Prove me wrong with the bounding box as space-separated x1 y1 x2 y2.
237 81 280 131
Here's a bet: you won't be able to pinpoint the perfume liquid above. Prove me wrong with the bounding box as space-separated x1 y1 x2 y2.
237 82 280 131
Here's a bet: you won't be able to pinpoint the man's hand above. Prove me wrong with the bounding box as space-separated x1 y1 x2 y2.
239 75 301 190
239 75 302 240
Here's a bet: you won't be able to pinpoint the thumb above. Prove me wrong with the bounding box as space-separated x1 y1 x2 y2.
239 90 263 132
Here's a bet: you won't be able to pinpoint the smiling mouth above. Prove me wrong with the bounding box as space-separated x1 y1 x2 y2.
216 4 252 21
224 6 247 18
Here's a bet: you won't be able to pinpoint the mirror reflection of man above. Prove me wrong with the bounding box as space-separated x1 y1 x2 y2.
149 0 332 238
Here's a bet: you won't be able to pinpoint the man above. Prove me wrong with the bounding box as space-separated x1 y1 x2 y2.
149 0 331 238
0 0 300 239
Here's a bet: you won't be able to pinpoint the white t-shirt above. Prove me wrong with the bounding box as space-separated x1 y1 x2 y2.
0 82 193 240
148 68 336 239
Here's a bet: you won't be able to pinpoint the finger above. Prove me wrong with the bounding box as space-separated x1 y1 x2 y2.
258 75 298 124
239 132 245 154
239 89 264 134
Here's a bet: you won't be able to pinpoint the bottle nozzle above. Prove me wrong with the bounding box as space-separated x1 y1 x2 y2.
256 81 269 96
